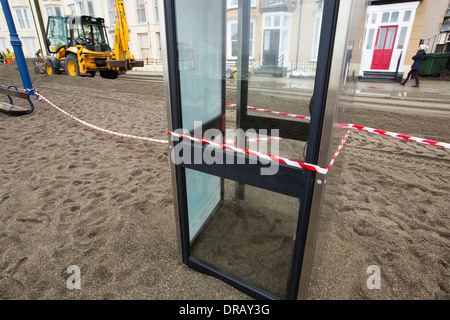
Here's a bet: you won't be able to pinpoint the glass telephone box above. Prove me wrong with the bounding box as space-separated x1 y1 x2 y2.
161 0 366 299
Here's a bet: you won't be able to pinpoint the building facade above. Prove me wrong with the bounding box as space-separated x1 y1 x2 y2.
0 0 44 57
359 0 449 78
226 0 325 74
0 0 162 71
1 0 448 76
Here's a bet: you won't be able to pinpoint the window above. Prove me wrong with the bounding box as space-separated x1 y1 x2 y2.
87 1 94 16
390 11 399 23
108 0 116 25
381 12 390 23
68 4 76 15
76 1 94 16
76 1 86 15
21 37 38 57
366 28 375 49
228 20 255 58
14 8 32 30
0 38 6 51
397 27 408 49
156 32 162 59
384 27 396 50
375 28 387 49
137 0 147 23
311 11 323 61
227 0 256 9
403 10 411 22
46 6 62 17
154 0 159 22
371 13 377 24
274 16 280 27
138 33 150 60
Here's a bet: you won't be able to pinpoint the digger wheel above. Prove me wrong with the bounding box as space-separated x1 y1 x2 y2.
65 54 80 76
44 59 60 75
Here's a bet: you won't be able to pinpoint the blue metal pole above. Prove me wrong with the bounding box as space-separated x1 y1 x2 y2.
1 0 33 90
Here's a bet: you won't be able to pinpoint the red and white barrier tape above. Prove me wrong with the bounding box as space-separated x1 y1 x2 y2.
34 92 348 174
35 92 169 144
167 131 337 175
225 136 286 145
226 104 449 149
327 130 350 171
336 123 450 149
226 103 311 121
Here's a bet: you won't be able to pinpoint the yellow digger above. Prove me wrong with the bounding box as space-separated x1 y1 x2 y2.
44 0 143 79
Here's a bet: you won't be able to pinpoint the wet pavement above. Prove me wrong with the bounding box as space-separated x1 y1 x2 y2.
355 79 450 100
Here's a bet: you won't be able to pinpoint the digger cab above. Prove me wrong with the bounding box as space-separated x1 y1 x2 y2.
46 15 111 54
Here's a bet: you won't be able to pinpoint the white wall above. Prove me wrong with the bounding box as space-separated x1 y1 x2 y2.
0 0 42 57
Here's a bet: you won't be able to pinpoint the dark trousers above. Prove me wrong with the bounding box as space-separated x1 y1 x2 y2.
405 68 419 83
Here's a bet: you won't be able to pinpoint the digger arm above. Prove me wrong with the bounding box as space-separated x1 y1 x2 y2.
108 0 144 70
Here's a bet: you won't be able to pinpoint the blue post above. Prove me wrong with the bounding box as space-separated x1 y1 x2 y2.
1 0 33 90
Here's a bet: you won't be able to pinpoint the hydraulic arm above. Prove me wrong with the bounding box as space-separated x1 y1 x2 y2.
107 0 144 70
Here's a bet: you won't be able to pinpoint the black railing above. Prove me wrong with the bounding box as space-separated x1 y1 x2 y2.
274 54 285 77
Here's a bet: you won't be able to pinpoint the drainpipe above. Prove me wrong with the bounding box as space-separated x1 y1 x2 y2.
1 0 33 90
295 0 303 70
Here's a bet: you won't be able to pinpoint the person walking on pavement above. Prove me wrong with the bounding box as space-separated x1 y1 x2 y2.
400 44 428 88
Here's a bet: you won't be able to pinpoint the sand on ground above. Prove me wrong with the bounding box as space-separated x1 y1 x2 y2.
0 60 448 299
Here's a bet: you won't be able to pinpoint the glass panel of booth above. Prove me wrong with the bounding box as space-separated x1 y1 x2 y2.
169 0 339 299
173 0 224 243
166 0 368 300
225 0 326 163
175 0 223 133
189 175 300 299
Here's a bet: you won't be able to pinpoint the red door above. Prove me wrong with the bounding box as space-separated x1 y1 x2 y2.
371 26 398 70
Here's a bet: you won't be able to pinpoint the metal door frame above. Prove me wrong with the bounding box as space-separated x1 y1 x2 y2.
161 0 342 300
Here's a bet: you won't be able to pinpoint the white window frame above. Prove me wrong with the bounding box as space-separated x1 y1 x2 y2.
107 0 116 26
14 7 32 30
0 38 7 51
76 1 86 15
138 32 150 60
227 0 256 9
310 10 323 62
68 4 76 16
76 1 94 16
45 5 62 17
260 12 292 67
136 0 147 23
21 37 38 57
154 0 160 23
227 18 256 60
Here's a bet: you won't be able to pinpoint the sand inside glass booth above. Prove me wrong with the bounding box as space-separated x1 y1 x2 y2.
161 0 366 300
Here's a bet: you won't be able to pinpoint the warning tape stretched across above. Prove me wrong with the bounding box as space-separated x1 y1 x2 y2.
35 92 169 144
336 123 450 149
226 103 311 120
167 131 350 175
327 130 350 171
226 104 450 149
33 92 351 174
